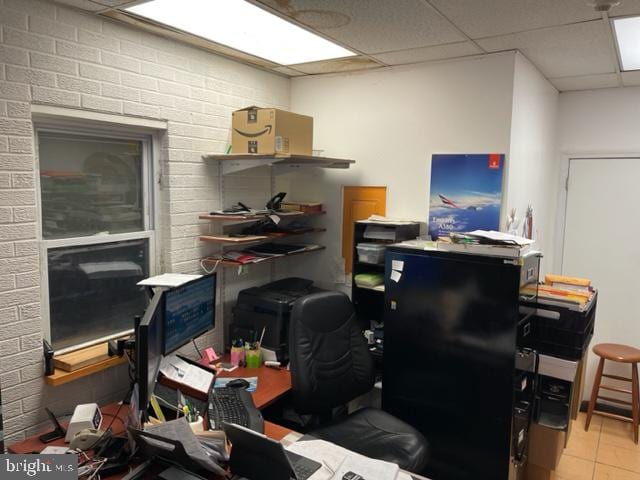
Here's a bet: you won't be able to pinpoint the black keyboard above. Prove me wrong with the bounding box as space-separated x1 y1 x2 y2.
207 387 264 433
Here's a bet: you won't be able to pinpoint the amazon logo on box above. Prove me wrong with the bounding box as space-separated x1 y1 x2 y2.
231 106 313 155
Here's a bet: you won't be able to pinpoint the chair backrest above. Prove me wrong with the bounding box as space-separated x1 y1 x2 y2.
289 291 375 414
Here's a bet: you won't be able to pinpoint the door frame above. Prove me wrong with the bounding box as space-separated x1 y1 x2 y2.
554 153 640 274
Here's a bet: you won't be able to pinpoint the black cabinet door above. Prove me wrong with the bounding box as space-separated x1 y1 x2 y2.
382 249 520 480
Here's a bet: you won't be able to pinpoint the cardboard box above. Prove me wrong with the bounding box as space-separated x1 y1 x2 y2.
526 463 556 480
232 106 313 155
528 423 565 470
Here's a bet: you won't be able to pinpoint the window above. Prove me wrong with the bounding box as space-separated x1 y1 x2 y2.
37 129 155 353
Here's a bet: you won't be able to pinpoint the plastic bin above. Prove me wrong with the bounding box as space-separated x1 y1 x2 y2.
356 243 386 264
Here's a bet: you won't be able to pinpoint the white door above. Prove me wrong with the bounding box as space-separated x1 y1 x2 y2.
563 157 640 401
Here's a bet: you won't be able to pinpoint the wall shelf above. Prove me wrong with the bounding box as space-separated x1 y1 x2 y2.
198 211 326 222
202 153 355 175
202 245 325 269
199 228 326 245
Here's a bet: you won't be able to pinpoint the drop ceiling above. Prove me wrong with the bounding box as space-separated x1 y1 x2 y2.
51 0 640 91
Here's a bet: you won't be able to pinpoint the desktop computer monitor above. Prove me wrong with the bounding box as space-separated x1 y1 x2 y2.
136 290 164 413
163 273 216 355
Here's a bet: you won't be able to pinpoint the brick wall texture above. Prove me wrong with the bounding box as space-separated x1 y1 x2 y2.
0 0 290 443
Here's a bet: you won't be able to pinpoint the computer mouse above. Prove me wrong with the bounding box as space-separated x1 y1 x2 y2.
227 378 250 389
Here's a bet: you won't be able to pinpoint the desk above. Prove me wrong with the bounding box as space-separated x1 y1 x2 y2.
9 362 291 454
216 363 291 410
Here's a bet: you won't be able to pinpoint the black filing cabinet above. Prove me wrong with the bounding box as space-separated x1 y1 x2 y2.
382 246 540 480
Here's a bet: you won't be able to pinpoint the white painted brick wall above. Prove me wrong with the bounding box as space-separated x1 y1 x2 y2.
0 0 290 444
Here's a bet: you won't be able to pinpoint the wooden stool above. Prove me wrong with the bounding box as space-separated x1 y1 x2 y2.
585 343 640 443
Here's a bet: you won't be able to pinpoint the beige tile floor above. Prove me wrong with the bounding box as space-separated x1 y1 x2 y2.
556 412 640 479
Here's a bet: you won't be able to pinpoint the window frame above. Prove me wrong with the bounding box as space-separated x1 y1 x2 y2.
35 122 159 355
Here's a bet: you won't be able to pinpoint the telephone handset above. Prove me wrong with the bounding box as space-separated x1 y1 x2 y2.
266 192 286 211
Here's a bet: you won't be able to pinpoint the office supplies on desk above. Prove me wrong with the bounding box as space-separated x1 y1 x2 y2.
214 376 258 392
224 422 322 480
39 407 66 443
246 344 262 368
159 355 215 397
199 347 220 366
230 339 245 366
286 439 409 480
129 417 227 476
207 387 263 432
65 403 102 442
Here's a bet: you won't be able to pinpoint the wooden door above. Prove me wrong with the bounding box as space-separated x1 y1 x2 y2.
342 186 387 274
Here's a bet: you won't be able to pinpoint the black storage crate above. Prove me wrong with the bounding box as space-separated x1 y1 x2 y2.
521 291 597 360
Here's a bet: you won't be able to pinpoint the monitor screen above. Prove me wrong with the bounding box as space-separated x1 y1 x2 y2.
164 273 216 354
136 291 164 412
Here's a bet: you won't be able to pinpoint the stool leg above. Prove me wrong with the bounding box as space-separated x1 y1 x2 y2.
586 357 605 431
632 363 639 444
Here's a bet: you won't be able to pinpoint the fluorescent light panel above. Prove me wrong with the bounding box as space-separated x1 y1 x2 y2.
613 16 640 71
126 0 356 66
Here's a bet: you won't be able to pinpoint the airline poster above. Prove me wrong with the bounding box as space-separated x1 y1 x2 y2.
428 153 505 239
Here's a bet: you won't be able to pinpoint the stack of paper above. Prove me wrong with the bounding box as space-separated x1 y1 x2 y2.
286 439 412 480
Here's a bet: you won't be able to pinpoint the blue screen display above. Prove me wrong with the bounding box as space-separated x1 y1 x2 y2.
164 274 215 354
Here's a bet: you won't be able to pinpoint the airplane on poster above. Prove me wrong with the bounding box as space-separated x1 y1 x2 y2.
438 194 481 211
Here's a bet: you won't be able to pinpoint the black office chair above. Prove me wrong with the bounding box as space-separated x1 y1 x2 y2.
289 291 429 473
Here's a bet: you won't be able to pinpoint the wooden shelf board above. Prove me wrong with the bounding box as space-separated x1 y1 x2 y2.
199 228 326 245
201 154 354 175
202 245 325 269
198 211 326 221
199 234 268 244
45 355 128 387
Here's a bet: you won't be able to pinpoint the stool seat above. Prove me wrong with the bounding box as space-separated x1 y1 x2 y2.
594 343 640 363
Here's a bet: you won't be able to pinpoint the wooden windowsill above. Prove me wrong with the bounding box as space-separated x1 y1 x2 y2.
45 355 128 387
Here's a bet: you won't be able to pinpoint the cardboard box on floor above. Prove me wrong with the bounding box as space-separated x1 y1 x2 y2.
232 106 313 155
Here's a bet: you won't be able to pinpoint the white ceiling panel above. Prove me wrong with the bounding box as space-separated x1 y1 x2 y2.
550 73 619 91
477 21 617 78
429 0 640 39
371 41 483 65
621 70 640 86
286 55 382 75
255 0 464 54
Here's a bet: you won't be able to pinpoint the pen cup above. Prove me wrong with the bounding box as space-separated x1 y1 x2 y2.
245 347 261 368
230 346 245 366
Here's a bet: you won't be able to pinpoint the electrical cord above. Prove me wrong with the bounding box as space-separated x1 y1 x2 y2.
200 257 222 274
192 338 203 358
81 395 128 453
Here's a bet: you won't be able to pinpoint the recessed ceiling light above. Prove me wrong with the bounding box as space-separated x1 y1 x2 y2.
612 16 640 71
125 0 356 66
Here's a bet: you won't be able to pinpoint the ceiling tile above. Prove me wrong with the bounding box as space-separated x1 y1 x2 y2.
550 73 619 91
429 0 640 39
255 0 464 54
371 41 483 65
621 71 640 86
52 0 106 11
286 56 382 75
477 20 617 78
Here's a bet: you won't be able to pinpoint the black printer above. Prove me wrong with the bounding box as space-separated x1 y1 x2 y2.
231 277 323 363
